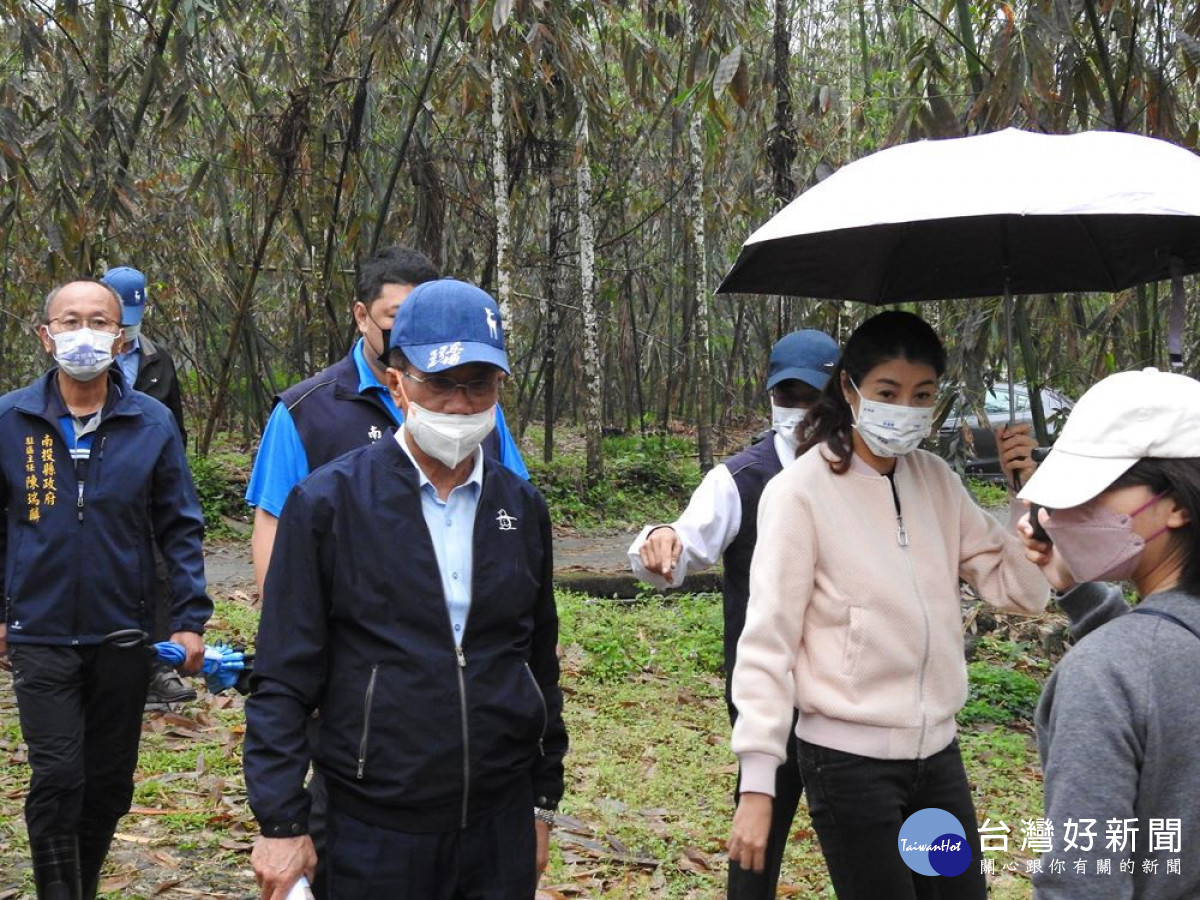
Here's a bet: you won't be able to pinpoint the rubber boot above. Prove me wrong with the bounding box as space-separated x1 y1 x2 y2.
30 834 81 900
77 825 116 900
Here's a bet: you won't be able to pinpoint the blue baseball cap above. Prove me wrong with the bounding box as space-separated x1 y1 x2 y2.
101 267 149 326
389 278 510 374
766 329 839 391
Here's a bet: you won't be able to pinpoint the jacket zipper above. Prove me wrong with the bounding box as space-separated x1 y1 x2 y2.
73 433 105 640
887 470 930 757
525 662 548 756
356 664 379 779
455 645 470 829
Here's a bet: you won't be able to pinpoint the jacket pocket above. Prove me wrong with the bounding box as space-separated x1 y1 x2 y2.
356 664 379 779
840 606 867 676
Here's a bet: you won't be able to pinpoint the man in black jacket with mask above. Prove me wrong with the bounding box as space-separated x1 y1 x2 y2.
245 279 566 900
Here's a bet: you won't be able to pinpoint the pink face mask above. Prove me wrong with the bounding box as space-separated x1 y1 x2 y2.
1043 492 1168 583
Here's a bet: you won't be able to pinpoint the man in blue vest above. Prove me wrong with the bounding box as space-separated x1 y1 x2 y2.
246 246 528 592
628 328 839 900
245 279 565 900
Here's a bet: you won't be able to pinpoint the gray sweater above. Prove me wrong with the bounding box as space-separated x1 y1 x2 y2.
1035 584 1200 899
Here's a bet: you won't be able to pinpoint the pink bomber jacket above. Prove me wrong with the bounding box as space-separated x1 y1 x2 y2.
731 445 1049 795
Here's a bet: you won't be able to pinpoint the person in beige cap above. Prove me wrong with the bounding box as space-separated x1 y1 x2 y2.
1018 367 1200 900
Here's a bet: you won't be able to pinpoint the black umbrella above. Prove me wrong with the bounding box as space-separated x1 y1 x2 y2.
719 129 1200 402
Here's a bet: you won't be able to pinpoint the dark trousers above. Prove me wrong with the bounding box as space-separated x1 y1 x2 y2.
798 738 986 900
10 643 150 843
315 789 536 900
728 715 804 899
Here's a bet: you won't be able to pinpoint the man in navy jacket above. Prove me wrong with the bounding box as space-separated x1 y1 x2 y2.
0 279 210 899
245 279 566 900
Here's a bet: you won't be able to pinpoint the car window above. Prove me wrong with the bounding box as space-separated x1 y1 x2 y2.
984 389 1010 415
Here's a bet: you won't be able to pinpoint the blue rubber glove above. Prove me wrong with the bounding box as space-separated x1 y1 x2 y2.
154 641 246 694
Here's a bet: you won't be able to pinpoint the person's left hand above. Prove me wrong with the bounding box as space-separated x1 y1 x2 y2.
535 819 551 875
170 631 205 674
995 424 1038 487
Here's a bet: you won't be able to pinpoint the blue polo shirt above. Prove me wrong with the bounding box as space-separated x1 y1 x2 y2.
246 339 528 516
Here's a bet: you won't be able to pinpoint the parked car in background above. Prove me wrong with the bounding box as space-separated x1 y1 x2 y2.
935 383 1074 478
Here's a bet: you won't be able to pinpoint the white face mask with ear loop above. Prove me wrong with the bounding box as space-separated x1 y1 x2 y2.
849 379 934 458
771 402 807 451
396 376 497 468
48 327 119 382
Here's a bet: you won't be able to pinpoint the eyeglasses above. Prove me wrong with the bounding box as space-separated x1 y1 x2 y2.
403 370 500 401
48 316 122 334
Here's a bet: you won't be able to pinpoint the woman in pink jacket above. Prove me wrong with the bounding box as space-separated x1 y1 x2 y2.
727 310 1048 899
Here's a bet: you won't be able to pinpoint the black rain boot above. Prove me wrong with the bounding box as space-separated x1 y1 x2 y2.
30 834 81 900
77 825 116 900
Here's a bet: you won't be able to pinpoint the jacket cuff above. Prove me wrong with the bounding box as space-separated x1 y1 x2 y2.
738 753 780 797
258 820 309 838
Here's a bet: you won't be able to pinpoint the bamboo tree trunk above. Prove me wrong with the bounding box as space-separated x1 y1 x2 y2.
491 51 514 326
577 105 603 483
687 1 714 472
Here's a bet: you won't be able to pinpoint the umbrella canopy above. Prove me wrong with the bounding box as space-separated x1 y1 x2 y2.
718 129 1200 304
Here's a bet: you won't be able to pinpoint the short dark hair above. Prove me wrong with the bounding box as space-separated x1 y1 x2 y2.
798 310 946 473
356 247 439 307
1110 457 1200 595
385 347 410 371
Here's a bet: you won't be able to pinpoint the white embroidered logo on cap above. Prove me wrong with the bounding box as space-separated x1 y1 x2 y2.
485 307 498 340
427 342 463 369
496 509 517 531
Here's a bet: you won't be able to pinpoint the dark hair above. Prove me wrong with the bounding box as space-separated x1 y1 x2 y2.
797 310 946 473
385 347 410 372
1109 458 1200 595
356 246 439 307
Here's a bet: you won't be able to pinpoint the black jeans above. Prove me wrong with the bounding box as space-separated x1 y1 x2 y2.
728 715 804 899
10 642 150 844
315 787 536 900
798 738 986 900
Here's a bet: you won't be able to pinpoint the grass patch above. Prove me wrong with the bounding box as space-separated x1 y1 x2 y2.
189 442 252 540
526 431 702 530
967 477 1010 508
960 637 1048 726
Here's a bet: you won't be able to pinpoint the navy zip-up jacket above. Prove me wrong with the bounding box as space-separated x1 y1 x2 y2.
244 437 567 835
0 369 210 644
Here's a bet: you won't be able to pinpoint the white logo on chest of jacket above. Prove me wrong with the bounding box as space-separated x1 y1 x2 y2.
496 509 517 531
367 425 382 441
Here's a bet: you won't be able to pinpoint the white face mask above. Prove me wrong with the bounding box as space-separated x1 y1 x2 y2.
850 380 934 458
404 400 496 468
771 402 807 452
49 328 118 382
121 322 141 345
